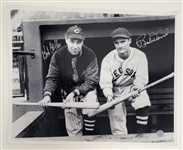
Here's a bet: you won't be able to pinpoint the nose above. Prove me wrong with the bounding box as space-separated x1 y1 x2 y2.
118 43 123 48
73 42 78 48
73 43 77 48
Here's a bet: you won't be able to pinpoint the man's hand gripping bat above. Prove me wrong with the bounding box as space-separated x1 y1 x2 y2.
87 72 174 117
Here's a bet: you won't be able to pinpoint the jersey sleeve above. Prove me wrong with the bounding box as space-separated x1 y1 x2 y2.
133 53 149 89
99 57 114 97
43 53 60 95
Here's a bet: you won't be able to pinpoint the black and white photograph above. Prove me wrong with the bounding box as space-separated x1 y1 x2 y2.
1 1 182 149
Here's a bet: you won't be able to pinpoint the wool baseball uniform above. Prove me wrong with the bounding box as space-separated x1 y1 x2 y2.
44 44 99 136
100 47 151 135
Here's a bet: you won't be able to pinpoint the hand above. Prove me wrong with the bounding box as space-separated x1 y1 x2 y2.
131 86 140 98
63 92 75 109
107 95 115 110
128 86 140 103
38 96 51 107
64 92 75 103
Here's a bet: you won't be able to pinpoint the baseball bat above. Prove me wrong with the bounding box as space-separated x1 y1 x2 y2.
88 72 174 117
13 102 100 109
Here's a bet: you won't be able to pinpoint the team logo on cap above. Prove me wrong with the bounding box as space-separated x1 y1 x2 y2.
74 29 80 34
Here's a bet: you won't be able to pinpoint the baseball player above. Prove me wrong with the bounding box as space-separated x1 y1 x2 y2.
100 27 151 135
39 25 99 136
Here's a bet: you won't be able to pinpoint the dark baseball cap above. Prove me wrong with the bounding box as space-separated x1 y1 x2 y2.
66 25 85 40
111 27 130 40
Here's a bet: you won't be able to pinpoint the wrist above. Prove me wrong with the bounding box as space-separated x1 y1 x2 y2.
75 89 80 96
72 91 78 97
43 92 51 98
72 89 80 97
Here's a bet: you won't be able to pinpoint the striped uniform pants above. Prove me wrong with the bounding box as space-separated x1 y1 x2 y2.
64 89 97 136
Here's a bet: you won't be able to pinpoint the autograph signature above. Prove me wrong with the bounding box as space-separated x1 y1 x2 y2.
42 39 61 60
136 28 169 48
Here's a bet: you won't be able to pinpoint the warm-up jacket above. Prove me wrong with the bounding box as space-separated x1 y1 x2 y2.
43 45 99 96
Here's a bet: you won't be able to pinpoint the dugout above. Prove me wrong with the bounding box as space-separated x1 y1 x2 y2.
12 15 174 137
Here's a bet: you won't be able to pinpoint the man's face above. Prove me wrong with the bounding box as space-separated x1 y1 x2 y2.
65 38 84 55
113 38 131 58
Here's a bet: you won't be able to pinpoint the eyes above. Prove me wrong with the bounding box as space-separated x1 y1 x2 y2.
70 39 83 45
113 38 129 45
113 38 132 49
114 41 126 45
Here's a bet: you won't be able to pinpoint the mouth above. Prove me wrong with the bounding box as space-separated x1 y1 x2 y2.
118 48 126 53
72 50 80 55
73 51 79 54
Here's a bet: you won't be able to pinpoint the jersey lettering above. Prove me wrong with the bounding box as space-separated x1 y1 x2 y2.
112 67 123 81
112 67 136 81
124 68 136 77
118 67 123 74
113 70 120 78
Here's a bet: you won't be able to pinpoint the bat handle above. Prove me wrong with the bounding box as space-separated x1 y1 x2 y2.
140 72 174 92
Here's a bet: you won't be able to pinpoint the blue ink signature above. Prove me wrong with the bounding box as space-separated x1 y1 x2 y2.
136 28 169 48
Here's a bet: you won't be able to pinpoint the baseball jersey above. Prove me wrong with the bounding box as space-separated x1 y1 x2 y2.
100 47 149 98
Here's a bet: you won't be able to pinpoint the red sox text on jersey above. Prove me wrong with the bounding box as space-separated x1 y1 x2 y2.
112 67 136 82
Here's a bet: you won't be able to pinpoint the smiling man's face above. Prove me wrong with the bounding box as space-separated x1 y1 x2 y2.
65 38 84 56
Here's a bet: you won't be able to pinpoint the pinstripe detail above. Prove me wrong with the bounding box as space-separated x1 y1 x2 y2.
137 120 148 125
136 116 148 120
84 119 95 123
85 128 94 131
84 123 95 127
70 109 73 132
65 108 83 136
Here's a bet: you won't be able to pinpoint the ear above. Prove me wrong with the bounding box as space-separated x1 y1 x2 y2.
81 40 84 45
128 38 132 44
65 37 68 44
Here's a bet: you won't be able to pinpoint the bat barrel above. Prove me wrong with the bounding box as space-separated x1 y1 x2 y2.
13 102 38 106
47 102 100 109
13 102 100 109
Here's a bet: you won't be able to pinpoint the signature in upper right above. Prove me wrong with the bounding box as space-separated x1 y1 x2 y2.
136 28 169 48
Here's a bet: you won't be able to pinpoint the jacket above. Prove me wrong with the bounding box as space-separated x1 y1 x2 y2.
43 45 99 96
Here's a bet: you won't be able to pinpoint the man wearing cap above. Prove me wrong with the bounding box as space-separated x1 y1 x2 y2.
99 27 151 135
39 25 99 136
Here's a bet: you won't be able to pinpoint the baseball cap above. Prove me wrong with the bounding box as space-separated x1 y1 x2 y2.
66 25 85 40
111 27 130 40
